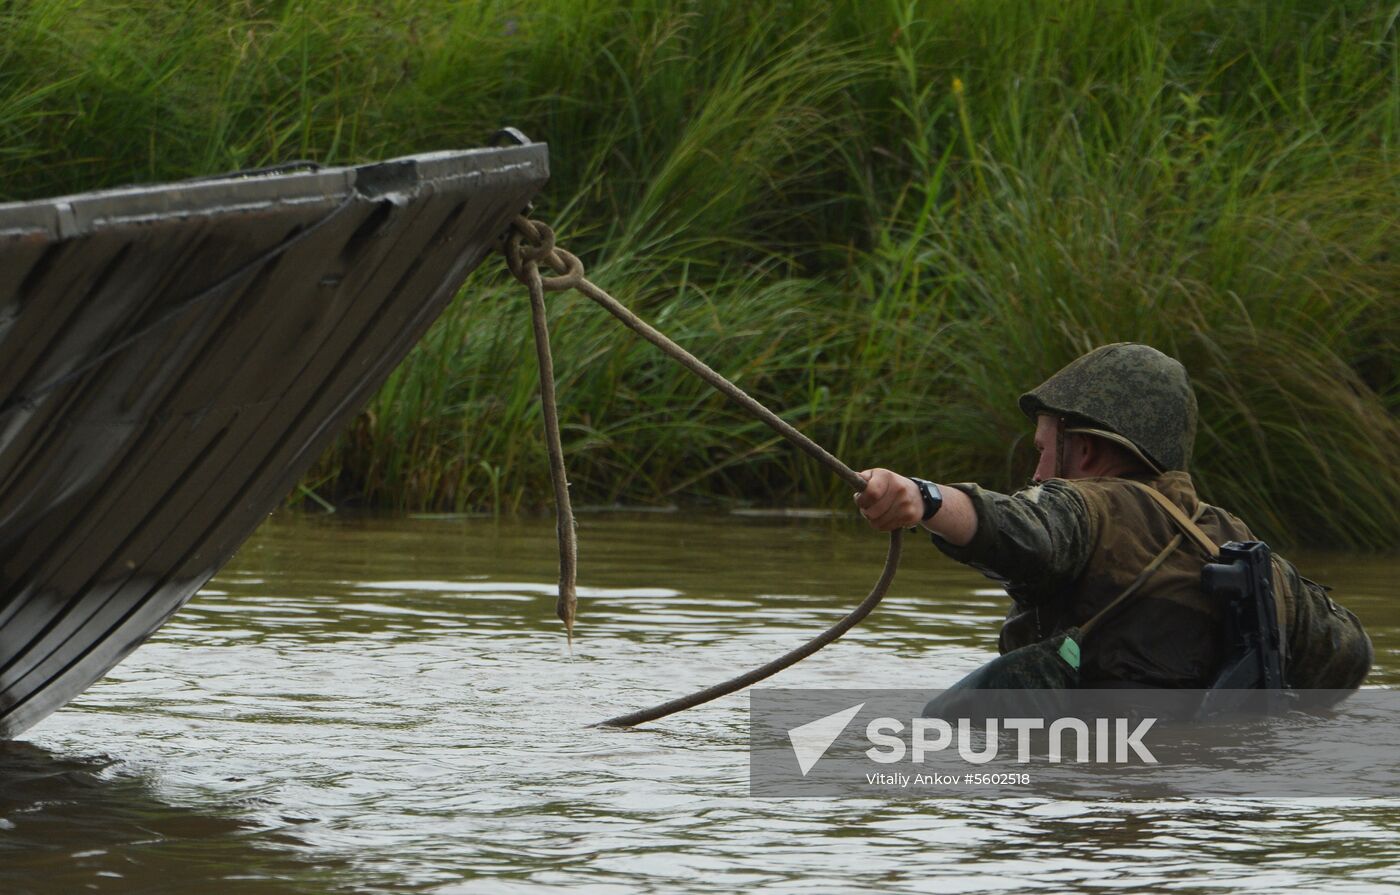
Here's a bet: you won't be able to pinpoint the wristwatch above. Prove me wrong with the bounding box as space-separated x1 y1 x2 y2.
908 477 943 522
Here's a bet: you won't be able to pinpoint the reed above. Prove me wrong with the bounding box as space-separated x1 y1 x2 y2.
2 0 1395 546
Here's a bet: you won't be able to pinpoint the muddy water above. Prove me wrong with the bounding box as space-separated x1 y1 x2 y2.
5 512 1398 893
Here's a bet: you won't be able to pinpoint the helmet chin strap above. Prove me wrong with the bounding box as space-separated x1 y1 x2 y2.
1055 416 1067 479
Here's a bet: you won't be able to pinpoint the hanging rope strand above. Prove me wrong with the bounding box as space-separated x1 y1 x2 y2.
501 215 900 728
521 260 578 647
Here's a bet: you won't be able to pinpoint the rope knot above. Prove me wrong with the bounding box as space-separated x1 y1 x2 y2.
504 215 585 292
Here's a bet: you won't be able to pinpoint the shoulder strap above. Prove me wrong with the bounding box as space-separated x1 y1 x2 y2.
1124 480 1218 556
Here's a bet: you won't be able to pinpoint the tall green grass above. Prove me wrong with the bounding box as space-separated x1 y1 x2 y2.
2 0 1396 547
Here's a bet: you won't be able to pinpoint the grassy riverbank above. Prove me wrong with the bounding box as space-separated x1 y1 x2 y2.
3 0 1396 546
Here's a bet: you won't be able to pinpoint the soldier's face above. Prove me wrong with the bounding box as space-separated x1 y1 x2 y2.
1031 414 1090 482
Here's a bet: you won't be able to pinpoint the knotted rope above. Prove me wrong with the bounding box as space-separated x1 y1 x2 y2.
501 215 902 728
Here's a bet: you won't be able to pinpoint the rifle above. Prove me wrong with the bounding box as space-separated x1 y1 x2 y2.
1197 541 1294 716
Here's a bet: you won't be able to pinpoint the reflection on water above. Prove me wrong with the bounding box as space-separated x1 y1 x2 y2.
0 740 350 893
10 512 1400 893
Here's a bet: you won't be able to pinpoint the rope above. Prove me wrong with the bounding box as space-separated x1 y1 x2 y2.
517 231 578 649
501 215 902 729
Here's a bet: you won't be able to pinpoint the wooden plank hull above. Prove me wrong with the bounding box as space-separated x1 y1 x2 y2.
0 145 549 736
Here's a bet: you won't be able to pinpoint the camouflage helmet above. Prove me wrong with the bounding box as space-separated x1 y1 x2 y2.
1018 343 1197 472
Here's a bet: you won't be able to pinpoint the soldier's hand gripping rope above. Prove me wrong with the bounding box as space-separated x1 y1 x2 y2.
500 215 902 728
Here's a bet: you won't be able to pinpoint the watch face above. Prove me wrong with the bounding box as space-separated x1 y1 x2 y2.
916 479 941 520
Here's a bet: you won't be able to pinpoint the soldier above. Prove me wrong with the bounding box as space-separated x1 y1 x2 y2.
854 342 1371 692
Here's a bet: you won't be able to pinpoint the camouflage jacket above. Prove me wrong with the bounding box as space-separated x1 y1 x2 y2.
931 472 1371 689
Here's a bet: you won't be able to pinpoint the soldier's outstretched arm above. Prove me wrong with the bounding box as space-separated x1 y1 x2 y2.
855 470 1092 605
853 468 978 545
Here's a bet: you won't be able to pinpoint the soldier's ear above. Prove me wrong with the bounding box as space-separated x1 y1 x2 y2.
1071 433 1108 476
